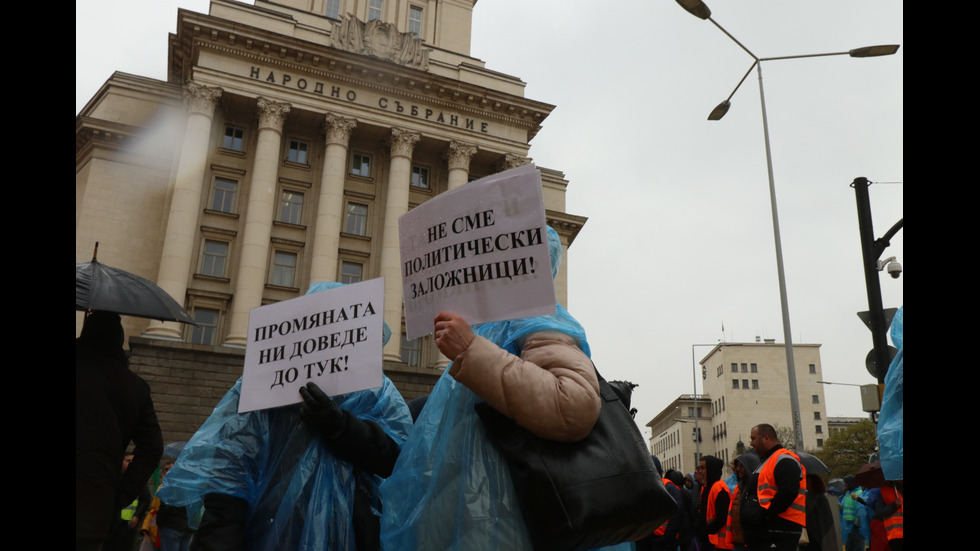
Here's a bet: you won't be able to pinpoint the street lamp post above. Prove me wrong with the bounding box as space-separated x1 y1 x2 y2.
852 176 903 384
675 0 899 452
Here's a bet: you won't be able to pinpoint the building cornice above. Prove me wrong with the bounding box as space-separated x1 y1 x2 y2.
169 7 554 141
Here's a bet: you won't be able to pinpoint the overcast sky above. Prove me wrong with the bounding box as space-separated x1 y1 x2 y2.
76 0 903 440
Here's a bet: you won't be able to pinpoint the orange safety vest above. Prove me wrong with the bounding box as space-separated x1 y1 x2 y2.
707 480 733 550
653 478 679 537
756 448 807 526
880 485 904 540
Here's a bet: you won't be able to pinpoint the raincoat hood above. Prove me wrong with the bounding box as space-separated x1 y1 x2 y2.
703 455 724 486
734 451 761 480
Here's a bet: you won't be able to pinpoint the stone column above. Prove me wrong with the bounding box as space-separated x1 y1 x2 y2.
223 97 291 346
429 139 480 366
446 140 477 190
309 114 357 284
495 153 531 173
380 128 420 361
144 82 222 340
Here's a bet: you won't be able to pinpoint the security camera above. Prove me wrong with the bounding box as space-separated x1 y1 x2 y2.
886 260 902 279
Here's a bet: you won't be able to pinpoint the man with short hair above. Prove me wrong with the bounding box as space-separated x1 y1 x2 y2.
742 424 806 551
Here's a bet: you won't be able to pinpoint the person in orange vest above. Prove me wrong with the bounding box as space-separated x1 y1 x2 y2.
636 455 685 551
875 482 903 551
741 424 806 551
695 455 732 550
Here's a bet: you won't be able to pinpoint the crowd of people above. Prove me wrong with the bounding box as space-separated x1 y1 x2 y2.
76 228 902 551
633 424 903 551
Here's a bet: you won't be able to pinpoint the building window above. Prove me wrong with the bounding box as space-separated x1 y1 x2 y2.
815 425 823 434
200 240 229 277
750 363 758 373
740 363 748 373
809 363 817 374
751 379 759 389
411 165 430 189
816 438 823 447
368 0 383 21
325 0 340 18
812 394 820 404
270 251 298 288
210 178 238 213
741 379 749 389
344 202 368 236
400 333 420 366
814 411 821 420
287 140 309 164
340 261 363 284
732 379 739 389
278 190 304 225
351 153 371 177
687 407 694 417
717 365 723 376
222 126 245 151
408 5 423 36
190 308 219 345
731 363 738 373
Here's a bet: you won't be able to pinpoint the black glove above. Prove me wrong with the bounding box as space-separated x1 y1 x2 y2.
299 382 348 440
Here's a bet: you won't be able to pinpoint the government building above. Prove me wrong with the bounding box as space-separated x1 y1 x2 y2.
646 340 831 476
76 0 587 442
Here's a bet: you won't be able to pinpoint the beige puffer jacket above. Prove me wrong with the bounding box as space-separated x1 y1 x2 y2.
448 330 601 442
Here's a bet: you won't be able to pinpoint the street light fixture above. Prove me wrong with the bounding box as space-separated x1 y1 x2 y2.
675 0 899 452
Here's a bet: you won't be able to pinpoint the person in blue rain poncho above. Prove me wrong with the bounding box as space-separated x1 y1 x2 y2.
156 282 413 551
381 226 635 551
877 306 902 482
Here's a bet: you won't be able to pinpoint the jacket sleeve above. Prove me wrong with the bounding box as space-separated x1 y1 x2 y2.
118 380 164 509
768 456 803 517
449 330 600 442
662 482 685 541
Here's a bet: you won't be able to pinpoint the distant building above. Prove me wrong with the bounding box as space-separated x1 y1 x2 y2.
76 0 586 442
646 340 828 476
647 394 712 475
827 416 870 435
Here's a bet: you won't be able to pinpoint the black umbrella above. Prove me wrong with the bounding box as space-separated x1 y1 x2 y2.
796 451 830 475
76 248 196 324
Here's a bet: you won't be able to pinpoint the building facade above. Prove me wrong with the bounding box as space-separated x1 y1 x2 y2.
646 341 829 476
646 394 712 475
76 0 587 442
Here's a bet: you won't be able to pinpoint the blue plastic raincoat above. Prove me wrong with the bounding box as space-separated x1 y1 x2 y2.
380 227 633 551
157 282 413 551
877 306 903 481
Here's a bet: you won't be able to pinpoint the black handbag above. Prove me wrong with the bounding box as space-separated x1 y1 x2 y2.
475 369 677 551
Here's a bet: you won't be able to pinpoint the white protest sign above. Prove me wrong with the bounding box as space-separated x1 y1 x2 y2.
399 163 556 340
238 278 385 413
